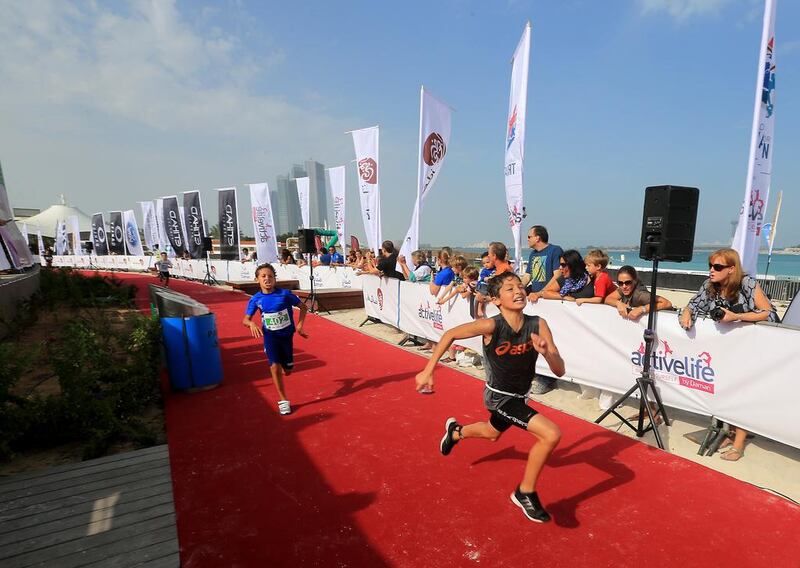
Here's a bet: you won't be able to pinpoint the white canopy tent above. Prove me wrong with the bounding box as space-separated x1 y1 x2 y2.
19 198 92 238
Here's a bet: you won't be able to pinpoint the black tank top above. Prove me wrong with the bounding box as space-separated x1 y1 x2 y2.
483 313 540 396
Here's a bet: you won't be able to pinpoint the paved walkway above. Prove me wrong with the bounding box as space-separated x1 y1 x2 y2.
0 445 178 567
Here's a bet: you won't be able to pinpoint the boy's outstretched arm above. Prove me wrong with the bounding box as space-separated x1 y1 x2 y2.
295 303 309 338
415 318 495 392
530 318 565 377
242 315 262 338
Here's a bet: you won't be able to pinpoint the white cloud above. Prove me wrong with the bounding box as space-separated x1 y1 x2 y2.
636 0 730 21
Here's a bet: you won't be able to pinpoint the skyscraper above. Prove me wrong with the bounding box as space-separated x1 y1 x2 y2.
273 160 330 235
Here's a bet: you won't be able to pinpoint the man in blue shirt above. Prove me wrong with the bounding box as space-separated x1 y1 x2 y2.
526 226 563 301
328 246 344 265
525 225 563 395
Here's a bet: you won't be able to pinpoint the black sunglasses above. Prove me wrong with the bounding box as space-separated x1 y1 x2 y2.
709 263 731 271
617 279 634 286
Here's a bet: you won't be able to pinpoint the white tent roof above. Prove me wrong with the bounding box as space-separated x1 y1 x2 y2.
19 202 93 238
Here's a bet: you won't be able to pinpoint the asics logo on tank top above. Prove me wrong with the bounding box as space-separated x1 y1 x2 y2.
495 339 535 357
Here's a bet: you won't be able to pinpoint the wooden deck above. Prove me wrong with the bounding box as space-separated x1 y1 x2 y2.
0 445 179 567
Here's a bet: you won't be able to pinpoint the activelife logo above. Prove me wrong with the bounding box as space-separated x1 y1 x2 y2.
630 340 716 394
358 158 377 184
418 301 443 330
366 288 383 310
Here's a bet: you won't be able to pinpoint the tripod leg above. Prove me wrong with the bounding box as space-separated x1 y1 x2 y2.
595 383 640 426
639 379 665 449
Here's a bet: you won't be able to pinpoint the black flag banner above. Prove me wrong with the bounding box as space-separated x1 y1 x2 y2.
162 196 186 257
217 187 239 260
91 213 109 255
108 211 125 255
182 191 205 259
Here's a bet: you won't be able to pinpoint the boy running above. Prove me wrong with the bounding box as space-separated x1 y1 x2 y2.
243 264 308 415
415 272 565 522
155 252 173 286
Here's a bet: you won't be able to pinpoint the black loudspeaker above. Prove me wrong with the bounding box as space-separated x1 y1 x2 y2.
86 242 93 253
202 237 213 252
298 228 316 255
639 185 699 262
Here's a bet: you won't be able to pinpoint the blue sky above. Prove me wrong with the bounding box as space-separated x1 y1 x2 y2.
1 0 799 249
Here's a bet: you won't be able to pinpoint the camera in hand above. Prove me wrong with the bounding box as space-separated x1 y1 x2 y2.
709 304 745 322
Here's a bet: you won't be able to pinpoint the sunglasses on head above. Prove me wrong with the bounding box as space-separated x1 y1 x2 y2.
616 279 634 286
709 263 731 271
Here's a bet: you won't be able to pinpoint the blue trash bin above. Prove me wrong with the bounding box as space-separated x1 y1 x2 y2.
161 313 223 390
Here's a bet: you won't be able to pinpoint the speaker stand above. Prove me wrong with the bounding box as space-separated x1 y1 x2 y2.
304 255 330 315
595 257 670 450
202 252 219 286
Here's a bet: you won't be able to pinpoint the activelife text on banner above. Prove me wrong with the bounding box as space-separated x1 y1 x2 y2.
249 183 279 264
122 210 144 256
732 0 776 275
505 22 531 273
217 187 240 260
350 126 382 255
328 166 346 256
182 191 206 259
91 213 109 255
399 87 453 264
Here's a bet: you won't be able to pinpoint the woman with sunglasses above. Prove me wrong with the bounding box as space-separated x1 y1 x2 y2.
679 248 777 462
604 265 672 320
540 250 595 301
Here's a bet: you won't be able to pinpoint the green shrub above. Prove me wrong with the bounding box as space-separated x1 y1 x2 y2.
0 271 162 462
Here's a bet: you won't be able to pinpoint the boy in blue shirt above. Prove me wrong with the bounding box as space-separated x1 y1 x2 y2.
243 264 308 415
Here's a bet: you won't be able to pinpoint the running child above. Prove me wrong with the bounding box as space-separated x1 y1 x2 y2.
243 263 309 416
415 271 565 522
155 252 173 286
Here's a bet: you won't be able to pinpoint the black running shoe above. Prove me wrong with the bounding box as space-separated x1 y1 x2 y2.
440 418 461 456
511 487 551 523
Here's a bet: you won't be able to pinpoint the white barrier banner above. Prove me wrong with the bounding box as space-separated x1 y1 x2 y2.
362 276 799 448
397 281 481 351
361 275 400 327
230 261 257 282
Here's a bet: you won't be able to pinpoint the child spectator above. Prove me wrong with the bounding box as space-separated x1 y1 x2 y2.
155 252 173 286
575 249 616 306
243 264 309 415
398 250 432 282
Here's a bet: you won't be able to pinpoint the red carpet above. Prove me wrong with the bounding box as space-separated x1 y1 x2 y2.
107 273 799 567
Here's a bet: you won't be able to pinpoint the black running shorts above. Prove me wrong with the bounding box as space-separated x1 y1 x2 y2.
489 396 538 432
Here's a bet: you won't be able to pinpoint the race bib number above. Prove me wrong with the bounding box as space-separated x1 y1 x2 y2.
262 309 291 331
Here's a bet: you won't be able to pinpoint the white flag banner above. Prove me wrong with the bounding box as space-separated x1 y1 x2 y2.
328 166 346 256
56 219 69 255
155 198 173 257
122 209 144 256
296 176 310 228
249 182 279 263
732 0 776 276
505 22 531 273
400 86 453 263
69 215 82 256
37 230 44 257
140 201 159 251
351 126 382 254
20 223 28 245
